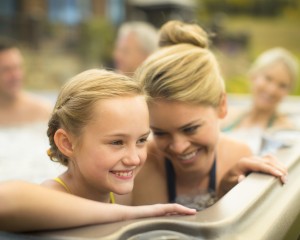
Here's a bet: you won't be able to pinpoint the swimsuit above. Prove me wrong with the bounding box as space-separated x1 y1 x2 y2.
54 177 115 204
165 155 217 203
222 113 277 132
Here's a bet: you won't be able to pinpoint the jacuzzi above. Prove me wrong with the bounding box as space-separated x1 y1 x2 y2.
1 93 299 239
28 130 300 240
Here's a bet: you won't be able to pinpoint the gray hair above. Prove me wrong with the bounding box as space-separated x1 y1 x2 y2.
249 47 299 88
118 21 158 54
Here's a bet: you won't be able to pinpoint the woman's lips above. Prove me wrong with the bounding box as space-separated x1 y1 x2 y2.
175 148 203 165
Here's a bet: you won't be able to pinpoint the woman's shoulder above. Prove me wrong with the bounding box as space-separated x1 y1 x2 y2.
218 134 253 165
132 139 168 204
146 139 166 169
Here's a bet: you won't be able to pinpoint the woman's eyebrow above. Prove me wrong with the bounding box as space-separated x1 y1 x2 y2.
150 119 202 131
178 119 202 130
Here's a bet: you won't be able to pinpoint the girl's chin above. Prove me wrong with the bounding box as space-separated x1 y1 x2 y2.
111 185 134 195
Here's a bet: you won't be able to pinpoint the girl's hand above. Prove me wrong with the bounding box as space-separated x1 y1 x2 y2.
125 203 196 220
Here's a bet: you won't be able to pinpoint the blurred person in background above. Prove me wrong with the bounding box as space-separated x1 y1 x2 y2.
222 48 299 155
0 38 51 126
113 21 158 77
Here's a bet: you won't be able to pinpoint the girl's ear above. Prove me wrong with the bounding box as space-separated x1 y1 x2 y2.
218 93 228 119
54 129 74 158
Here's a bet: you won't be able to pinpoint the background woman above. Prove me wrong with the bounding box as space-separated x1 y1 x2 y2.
222 47 299 154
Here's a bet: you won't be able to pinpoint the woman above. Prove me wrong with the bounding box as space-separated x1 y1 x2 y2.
129 21 287 210
222 47 298 154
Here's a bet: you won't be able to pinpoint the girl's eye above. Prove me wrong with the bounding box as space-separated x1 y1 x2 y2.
137 137 148 145
111 140 123 145
183 125 199 134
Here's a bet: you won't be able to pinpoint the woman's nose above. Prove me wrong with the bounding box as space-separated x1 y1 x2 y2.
168 136 190 154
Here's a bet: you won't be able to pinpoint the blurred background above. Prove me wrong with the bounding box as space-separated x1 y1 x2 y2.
1 0 300 95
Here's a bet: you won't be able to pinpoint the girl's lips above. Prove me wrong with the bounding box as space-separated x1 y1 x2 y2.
110 170 134 180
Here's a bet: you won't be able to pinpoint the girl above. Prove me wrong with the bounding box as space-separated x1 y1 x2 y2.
0 69 195 232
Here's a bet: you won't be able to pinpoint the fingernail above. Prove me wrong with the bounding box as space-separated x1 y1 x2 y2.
238 175 245 183
274 170 283 176
281 175 288 184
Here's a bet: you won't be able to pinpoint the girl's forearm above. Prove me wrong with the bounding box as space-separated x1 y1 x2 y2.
0 181 195 232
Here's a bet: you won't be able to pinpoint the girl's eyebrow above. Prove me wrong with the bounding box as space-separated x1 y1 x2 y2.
140 131 151 137
105 130 151 138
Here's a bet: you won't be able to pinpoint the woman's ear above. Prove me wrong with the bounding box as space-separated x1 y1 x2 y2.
54 129 74 158
218 93 228 119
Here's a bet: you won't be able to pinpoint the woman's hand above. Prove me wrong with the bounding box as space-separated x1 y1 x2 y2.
218 154 288 197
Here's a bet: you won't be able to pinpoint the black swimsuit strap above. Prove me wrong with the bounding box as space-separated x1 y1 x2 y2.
208 156 217 191
165 159 176 203
165 155 217 203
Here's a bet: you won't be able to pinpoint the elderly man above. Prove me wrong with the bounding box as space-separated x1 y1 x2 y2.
113 21 158 77
0 39 51 126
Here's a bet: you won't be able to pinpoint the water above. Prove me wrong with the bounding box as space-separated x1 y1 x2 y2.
1 93 299 183
0 121 65 183
0 91 65 183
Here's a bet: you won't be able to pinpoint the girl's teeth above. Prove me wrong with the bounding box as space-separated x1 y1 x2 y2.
112 171 133 177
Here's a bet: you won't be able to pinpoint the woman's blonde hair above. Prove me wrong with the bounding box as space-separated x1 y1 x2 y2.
47 69 143 166
249 47 299 89
134 20 225 107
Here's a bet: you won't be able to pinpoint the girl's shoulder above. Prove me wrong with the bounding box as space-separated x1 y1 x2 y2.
41 178 69 194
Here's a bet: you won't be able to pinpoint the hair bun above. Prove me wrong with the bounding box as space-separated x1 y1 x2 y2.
159 20 209 49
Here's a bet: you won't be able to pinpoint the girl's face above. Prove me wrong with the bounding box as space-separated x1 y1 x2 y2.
148 100 225 172
251 61 291 111
72 96 150 195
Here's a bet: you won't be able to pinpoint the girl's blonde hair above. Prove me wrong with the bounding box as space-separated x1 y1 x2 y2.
249 47 299 89
47 69 143 166
134 20 225 107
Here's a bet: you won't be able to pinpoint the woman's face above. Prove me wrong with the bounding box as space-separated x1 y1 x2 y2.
251 61 292 111
148 100 225 172
72 96 150 195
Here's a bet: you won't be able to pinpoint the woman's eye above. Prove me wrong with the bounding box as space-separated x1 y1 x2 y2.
183 125 199 134
153 131 166 137
111 140 123 145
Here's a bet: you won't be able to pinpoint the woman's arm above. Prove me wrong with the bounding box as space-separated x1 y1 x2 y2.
0 181 195 232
